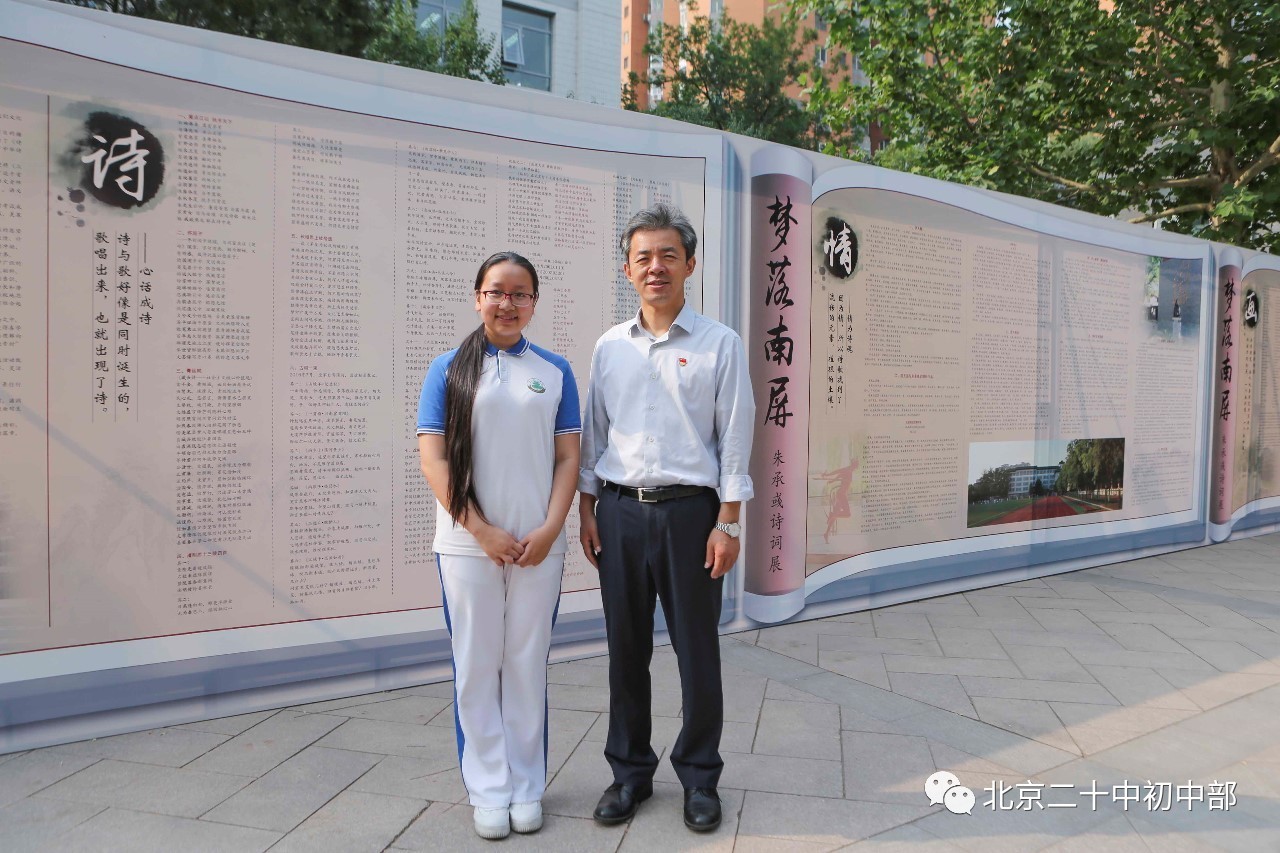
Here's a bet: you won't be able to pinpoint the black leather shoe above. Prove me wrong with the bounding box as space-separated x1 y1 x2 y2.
593 781 653 825
683 787 721 832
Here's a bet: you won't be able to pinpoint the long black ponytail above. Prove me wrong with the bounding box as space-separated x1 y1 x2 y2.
443 251 540 525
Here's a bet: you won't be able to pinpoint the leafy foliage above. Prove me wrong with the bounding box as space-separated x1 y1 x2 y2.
364 0 505 84
625 11 840 150
801 0 1280 251
64 0 395 58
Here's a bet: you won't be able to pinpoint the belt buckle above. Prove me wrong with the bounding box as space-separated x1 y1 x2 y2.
635 486 659 503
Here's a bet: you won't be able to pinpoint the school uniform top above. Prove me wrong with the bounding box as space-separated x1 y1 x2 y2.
578 303 755 502
418 336 581 557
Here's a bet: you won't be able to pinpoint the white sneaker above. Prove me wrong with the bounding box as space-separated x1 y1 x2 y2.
473 806 510 840
510 800 543 833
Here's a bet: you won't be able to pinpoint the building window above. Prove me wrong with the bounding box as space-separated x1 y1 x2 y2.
815 13 827 31
502 4 553 91
816 45 827 67
416 0 465 38
623 57 629 69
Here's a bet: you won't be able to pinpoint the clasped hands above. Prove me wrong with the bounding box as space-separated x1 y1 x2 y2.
474 522 557 568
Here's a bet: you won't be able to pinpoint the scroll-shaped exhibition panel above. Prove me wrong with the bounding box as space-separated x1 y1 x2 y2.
1211 249 1280 541
744 167 1215 622
0 1 721 745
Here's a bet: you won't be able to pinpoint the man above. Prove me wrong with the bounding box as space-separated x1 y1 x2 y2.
578 204 754 832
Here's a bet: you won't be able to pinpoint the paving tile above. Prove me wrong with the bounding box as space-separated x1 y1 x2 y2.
201 746 381 831
847 822 967 851
1177 639 1280 674
818 635 942 656
840 731 935 805
1124 798 1274 853
1029 608 1111 634
395 681 457 700
1003 644 1096 683
0 752 101 808
878 597 977 617
1068 646 1216 672
314 695 452 725
349 755 469 803
1080 664 1199 710
1047 702 1196 735
286 692 398 714
752 699 841 759
959 675 1119 705
1153 668 1280 710
1097 591 1189 615
764 678 831 703
891 706 1078 776
547 708 600 778
1080 610 1211 632
34 758 249 818
618 781 743 851
546 661 613 688
926 613 1046 632
924 742 1031 779
969 697 1079 755
721 665 769 724
659 750 843 798
818 649 891 690
312 717 459 764
756 630 820 665
931 627 1009 660
48 728 227 768
393 799 624 851
910 787 1116 853
872 613 936 640
883 654 1023 679
542 739 614 820
0 796 105 852
886 672 976 718
268 789 426 853
42 807 280 853
1019 597 1131 613
790 671 932 722
1172 604 1270 632
733 834 838 852
991 628 1124 652
187 711 344 777
839 705 911 735
963 594 1035 619
174 709 278 736
1043 579 1119 601
738 790 931 845
1099 622 1189 653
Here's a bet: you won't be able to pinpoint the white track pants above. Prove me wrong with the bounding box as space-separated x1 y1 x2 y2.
437 553 563 809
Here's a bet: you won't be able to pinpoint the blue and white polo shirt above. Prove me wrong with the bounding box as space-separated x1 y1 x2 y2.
417 336 581 557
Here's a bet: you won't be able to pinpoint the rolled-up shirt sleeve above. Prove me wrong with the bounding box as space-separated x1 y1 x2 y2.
715 331 755 502
577 340 608 496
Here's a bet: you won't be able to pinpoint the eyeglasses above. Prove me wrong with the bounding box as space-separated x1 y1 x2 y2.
480 290 537 307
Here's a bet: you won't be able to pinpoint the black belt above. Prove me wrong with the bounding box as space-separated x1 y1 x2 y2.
604 481 714 503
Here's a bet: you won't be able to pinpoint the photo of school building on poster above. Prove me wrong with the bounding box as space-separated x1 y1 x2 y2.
967 438 1126 527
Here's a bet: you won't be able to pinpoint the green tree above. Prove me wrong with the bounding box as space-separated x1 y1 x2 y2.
625 10 838 149
801 0 1280 252
63 0 394 58
364 0 505 83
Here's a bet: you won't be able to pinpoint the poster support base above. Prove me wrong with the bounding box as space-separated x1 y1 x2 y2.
742 589 806 624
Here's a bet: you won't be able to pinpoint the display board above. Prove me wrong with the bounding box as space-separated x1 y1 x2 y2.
0 29 715 678
1 0 1268 748
744 164 1213 622
1210 249 1280 540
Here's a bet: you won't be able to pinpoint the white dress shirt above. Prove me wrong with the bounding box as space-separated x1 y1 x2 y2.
579 303 755 502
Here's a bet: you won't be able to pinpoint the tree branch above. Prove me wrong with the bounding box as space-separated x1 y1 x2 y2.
1128 202 1213 224
1235 133 1280 189
1147 174 1219 190
1025 164 1098 193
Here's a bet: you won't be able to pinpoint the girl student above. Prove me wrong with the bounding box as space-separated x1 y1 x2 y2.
416 252 581 839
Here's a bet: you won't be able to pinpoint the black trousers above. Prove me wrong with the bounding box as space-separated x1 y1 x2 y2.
595 486 724 789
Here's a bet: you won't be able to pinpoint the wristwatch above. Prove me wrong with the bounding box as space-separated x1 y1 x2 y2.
714 521 741 538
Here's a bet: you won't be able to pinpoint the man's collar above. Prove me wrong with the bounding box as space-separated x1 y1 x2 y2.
484 336 530 356
628 303 697 338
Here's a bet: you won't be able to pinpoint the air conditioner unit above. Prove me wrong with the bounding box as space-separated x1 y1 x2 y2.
642 13 650 22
